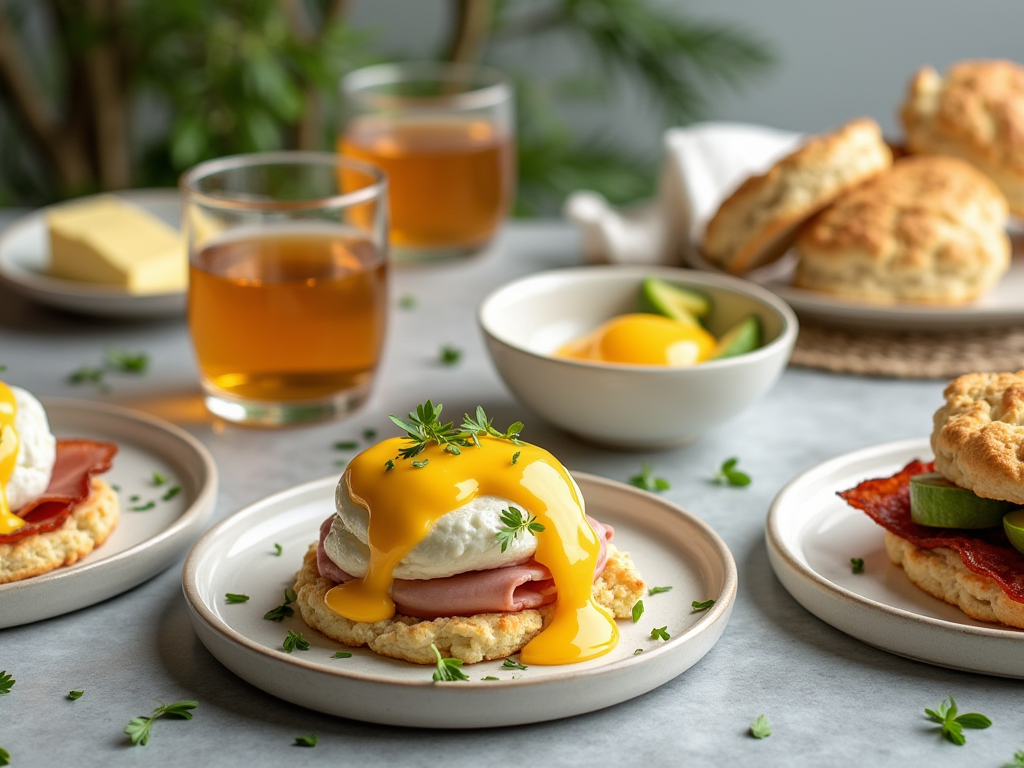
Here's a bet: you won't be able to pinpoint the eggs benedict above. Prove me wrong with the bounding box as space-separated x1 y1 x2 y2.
294 401 645 666
0 380 118 583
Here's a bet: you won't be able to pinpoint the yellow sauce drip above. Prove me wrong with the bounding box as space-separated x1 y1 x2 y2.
324 436 618 665
0 382 25 534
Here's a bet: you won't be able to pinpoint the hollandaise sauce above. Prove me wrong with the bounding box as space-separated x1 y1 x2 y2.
324 435 618 665
0 382 25 534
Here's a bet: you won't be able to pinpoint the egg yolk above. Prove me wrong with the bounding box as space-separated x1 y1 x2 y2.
557 313 716 366
0 382 24 534
324 435 618 665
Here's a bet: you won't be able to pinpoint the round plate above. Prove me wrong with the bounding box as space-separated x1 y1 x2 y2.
685 240 1024 332
0 399 217 628
182 472 737 728
766 437 1024 678
0 189 185 318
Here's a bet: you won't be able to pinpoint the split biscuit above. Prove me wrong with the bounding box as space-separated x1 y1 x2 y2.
902 59 1024 218
0 478 119 584
794 156 1010 304
702 118 892 274
931 370 1024 504
294 543 646 664
885 531 1024 629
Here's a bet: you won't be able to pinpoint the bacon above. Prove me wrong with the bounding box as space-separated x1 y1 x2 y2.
316 515 615 619
839 459 1024 603
0 439 118 545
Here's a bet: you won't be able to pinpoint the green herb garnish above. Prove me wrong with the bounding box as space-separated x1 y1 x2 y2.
130 495 140 502
692 599 715 612
124 700 198 746
430 643 468 682
648 586 672 595
750 714 771 739
384 459 395 471
363 428 377 440
264 588 297 622
512 451 520 465
650 626 670 641
0 746 9 765
925 695 992 745
68 366 107 389
151 472 167 486
331 651 352 659
333 441 358 450
850 557 865 574
1004 747 1024 767
162 486 181 502
629 462 670 492
68 689 84 700
389 402 524 463
129 501 156 512
411 460 429 468
632 599 644 623
482 676 500 681
714 457 751 487
106 348 149 374
502 658 528 671
398 295 417 310
496 506 545 553
225 593 249 604
283 630 310 653
633 649 643 655
272 543 283 556
461 405 524 446
0 671 13 695
294 734 318 747
440 346 462 366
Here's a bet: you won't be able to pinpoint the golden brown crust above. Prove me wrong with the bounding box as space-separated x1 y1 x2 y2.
901 60 1024 217
793 156 1010 304
0 478 119 584
931 370 1024 503
885 531 1024 628
294 543 646 664
702 118 892 274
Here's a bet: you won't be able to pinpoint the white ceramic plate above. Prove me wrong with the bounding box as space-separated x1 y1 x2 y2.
183 472 737 728
685 238 1024 331
0 190 185 318
0 399 217 628
766 437 1024 678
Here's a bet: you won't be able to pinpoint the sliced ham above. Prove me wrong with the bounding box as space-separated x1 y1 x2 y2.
0 439 117 545
316 514 615 619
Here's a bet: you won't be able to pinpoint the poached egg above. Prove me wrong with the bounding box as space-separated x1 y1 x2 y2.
0 382 57 534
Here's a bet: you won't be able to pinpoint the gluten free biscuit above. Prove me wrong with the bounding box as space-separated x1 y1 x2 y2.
0 478 119 584
294 543 646 664
794 156 1010 304
931 370 1024 504
702 118 892 275
901 59 1024 218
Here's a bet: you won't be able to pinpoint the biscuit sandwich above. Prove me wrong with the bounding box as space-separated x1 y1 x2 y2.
0 380 118 584
840 371 1024 628
901 59 1024 218
294 401 645 666
794 156 1010 304
702 118 892 275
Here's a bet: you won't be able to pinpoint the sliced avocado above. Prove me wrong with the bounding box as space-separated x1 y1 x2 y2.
637 277 711 326
1003 508 1024 554
909 472 1013 528
712 315 762 359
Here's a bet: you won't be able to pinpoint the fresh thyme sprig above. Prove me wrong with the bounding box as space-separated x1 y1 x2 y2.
0 671 13 695
124 700 198 746
387 402 525 465
629 462 670 492
283 630 310 653
461 406 524 446
925 695 992 745
496 506 545 553
264 588 297 622
430 643 469 682
502 658 528 671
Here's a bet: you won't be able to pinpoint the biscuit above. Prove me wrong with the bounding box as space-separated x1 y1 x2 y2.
0 478 119 584
931 370 1024 503
901 59 1024 218
793 156 1010 304
294 543 646 664
702 118 892 274
885 531 1024 629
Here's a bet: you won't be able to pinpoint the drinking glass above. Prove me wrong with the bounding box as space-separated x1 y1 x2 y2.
340 62 515 262
181 152 388 426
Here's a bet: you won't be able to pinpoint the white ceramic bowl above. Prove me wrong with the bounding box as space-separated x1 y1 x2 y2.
479 266 798 448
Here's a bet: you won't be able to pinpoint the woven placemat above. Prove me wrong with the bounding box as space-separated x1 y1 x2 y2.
791 321 1024 379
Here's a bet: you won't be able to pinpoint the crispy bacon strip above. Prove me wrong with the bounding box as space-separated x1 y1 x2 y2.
0 439 118 545
839 459 1024 603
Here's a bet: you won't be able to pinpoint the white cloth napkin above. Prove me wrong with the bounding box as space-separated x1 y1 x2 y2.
564 122 803 266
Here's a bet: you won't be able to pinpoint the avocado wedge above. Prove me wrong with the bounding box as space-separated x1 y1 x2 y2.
909 472 1014 528
1003 508 1024 554
712 315 762 359
637 277 711 327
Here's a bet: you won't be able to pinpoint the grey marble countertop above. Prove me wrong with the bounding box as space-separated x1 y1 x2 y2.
1 214 1022 768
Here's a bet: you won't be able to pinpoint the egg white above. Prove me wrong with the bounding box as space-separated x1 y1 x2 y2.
6 386 57 511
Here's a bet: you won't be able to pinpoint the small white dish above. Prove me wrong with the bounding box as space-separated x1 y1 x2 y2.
478 265 797 449
182 472 737 728
0 399 217 628
0 189 185 318
767 437 1024 678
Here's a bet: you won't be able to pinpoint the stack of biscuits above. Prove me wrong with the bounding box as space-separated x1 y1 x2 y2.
701 59 1023 306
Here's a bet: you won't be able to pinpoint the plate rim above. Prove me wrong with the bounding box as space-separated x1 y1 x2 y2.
0 397 218 621
182 470 738 694
766 436 1024 643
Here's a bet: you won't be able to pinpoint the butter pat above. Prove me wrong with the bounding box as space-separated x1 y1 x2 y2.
47 195 187 294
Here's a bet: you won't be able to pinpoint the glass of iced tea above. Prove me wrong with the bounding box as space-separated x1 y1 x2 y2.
181 152 388 426
340 62 514 262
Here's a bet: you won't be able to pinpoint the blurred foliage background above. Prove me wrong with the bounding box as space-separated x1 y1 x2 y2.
0 0 772 213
